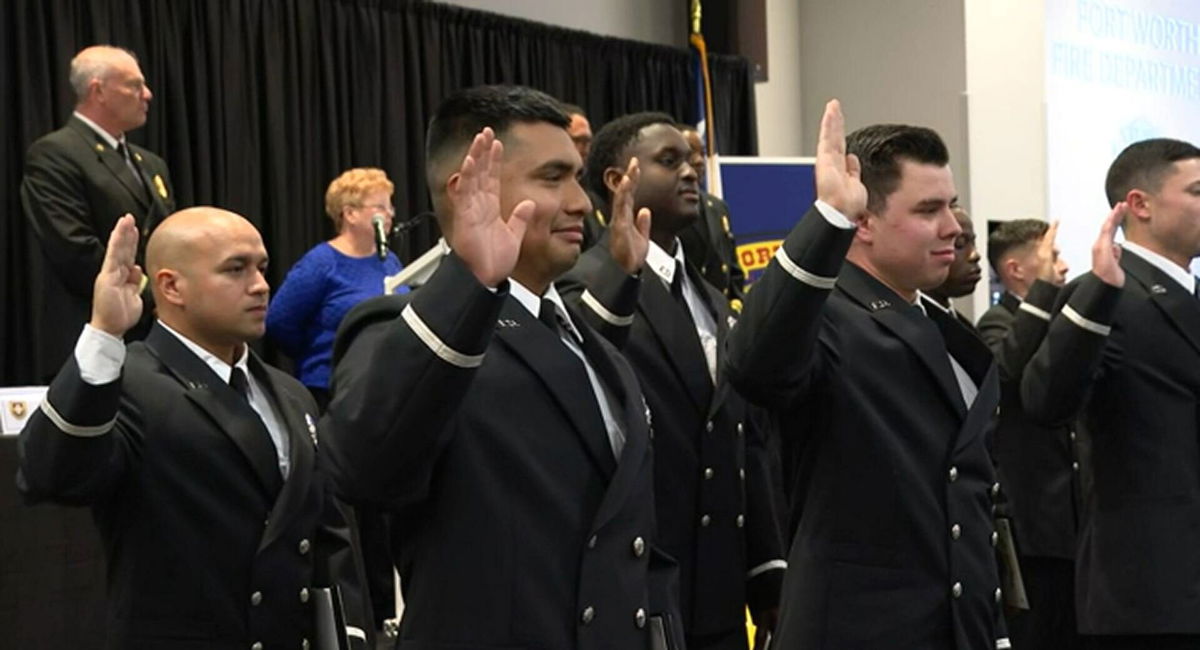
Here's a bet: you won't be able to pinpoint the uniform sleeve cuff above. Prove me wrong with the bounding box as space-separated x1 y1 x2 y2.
76 324 126 385
746 560 786 613
814 199 856 230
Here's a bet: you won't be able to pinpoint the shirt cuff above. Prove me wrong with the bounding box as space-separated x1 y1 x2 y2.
75 324 125 385
814 199 856 230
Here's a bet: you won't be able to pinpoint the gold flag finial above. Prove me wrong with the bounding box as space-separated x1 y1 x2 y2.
691 0 702 35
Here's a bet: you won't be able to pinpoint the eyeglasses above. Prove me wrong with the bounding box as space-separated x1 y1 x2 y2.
358 203 395 215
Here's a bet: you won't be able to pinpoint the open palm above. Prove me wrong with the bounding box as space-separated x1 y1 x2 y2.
607 157 652 275
90 214 144 337
446 127 534 287
814 99 868 221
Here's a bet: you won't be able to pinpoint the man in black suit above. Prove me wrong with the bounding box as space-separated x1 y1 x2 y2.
324 86 683 650
21 45 176 381
976 218 1080 650
727 101 1009 649
678 126 746 307
1021 138 1200 650
17 208 369 649
560 112 786 650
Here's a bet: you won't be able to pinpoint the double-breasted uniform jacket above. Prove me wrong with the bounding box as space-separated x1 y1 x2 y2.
326 252 684 650
1021 251 1200 635
558 238 786 638
976 283 1081 561
16 324 368 650
726 206 1008 650
21 115 176 380
677 191 747 305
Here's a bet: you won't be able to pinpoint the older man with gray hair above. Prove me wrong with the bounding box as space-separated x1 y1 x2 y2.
21 44 176 381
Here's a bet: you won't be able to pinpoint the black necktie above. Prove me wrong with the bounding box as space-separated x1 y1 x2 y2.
539 298 562 335
229 367 251 403
671 260 696 317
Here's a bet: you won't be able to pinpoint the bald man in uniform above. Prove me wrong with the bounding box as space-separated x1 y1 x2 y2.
17 209 368 649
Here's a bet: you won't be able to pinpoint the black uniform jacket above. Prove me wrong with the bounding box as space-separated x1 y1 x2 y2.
727 207 1007 650
1021 250 1200 635
17 323 368 650
558 240 786 636
21 115 176 379
677 192 747 305
977 284 1080 560
325 252 685 650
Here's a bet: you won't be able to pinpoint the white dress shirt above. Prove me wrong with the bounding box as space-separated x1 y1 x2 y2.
645 239 719 384
1120 240 1196 294
74 322 292 477
917 293 980 409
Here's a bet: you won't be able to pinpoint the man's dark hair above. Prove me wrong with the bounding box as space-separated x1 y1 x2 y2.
560 102 586 118
425 85 570 173
846 124 949 213
1104 138 1200 207
584 111 677 201
987 219 1048 274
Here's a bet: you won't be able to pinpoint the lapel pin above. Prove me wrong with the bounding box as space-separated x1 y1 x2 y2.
153 174 169 199
497 318 520 328
727 315 738 329
94 143 105 152
1151 284 1167 295
870 299 891 311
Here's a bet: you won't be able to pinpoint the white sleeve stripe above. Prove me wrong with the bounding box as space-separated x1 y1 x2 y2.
401 304 485 369
746 559 788 579
581 290 634 327
40 399 114 438
1061 305 1112 336
346 627 367 641
775 247 837 289
1017 301 1051 321
996 637 1012 649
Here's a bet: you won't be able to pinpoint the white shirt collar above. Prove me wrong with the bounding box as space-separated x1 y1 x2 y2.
156 319 250 384
1120 241 1196 294
917 290 956 316
507 279 583 341
73 111 124 151
646 238 686 286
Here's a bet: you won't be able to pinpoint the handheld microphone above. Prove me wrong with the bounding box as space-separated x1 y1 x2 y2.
372 214 389 261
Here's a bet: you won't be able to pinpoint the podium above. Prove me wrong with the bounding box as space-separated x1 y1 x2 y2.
0 385 107 647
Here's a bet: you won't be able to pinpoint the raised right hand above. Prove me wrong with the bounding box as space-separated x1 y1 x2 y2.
90 214 144 337
446 128 535 287
814 99 868 221
1035 220 1063 285
607 157 652 275
1092 202 1126 288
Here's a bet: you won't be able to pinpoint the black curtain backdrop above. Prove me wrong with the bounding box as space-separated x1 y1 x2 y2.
0 1 757 645
0 0 758 386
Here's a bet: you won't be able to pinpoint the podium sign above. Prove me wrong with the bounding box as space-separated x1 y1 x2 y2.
0 386 47 435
